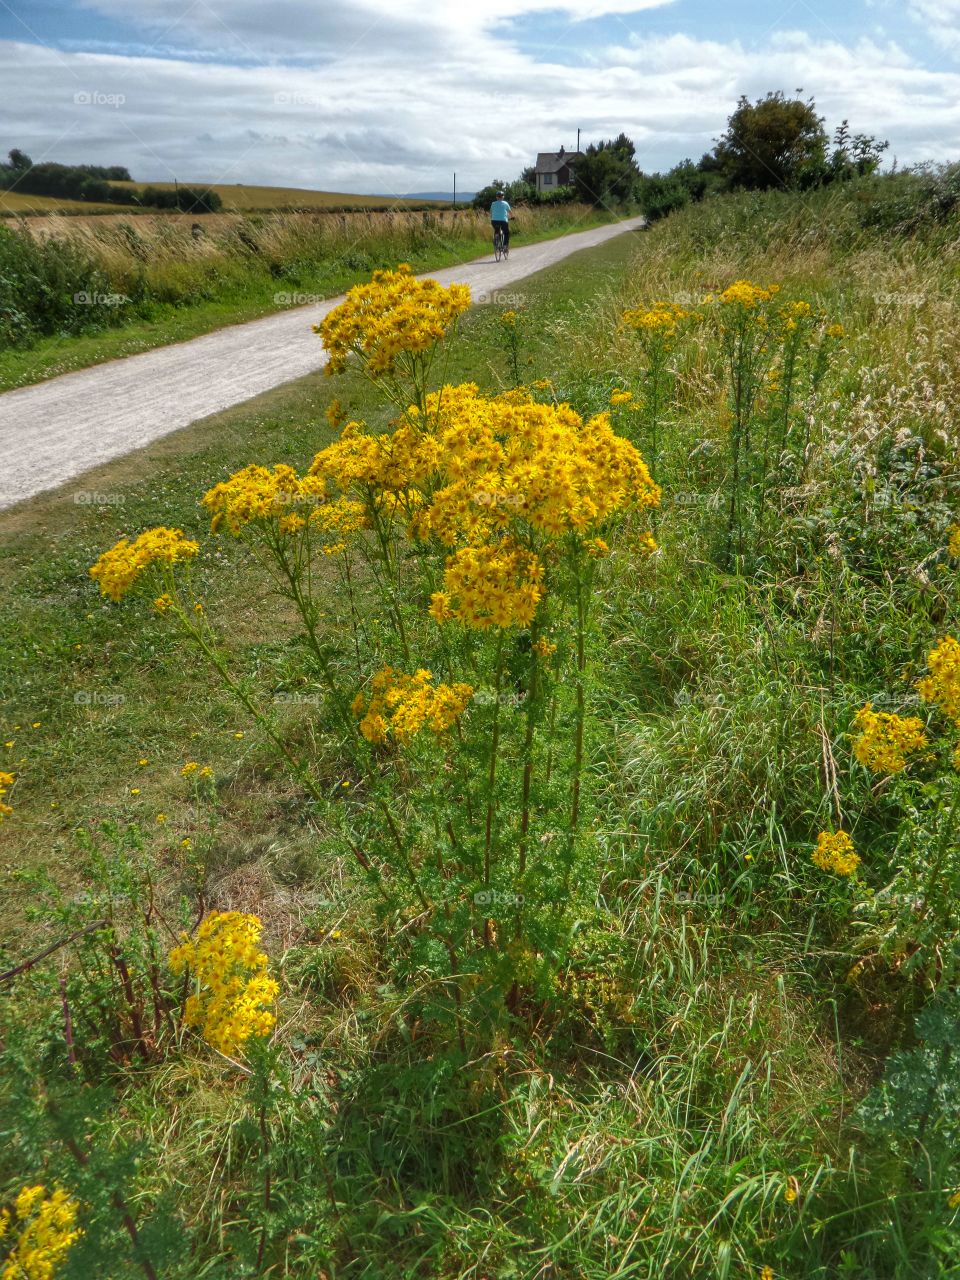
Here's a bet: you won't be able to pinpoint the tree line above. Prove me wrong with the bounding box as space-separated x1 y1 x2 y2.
473 92 889 217
1 149 223 212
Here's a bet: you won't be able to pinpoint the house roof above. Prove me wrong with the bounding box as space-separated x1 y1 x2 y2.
535 150 584 174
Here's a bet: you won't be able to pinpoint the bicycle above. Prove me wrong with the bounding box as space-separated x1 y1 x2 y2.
493 224 508 262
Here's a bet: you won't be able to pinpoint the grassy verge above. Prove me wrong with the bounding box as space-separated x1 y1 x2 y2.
0 207 614 392
1 190 959 1278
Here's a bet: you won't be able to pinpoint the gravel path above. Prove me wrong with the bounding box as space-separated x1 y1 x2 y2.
0 215 646 511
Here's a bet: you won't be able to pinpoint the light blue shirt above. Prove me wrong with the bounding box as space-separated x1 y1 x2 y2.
490 199 511 221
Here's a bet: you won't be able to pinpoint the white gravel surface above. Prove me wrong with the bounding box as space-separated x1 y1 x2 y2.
0 215 646 511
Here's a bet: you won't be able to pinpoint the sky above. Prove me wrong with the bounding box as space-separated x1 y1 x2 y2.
1 0 959 195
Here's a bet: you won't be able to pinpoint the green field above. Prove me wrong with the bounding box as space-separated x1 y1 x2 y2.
0 183 447 217
109 181 448 211
1 183 959 1278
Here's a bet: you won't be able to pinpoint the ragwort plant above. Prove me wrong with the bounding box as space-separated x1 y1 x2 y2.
87 263 662 1047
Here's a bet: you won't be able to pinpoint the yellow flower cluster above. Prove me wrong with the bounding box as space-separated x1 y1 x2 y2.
430 541 544 629
852 703 928 774
309 420 439 497
0 771 13 821
715 280 781 308
352 667 473 744
622 301 688 334
89 527 199 602
812 830 860 877
0 1185 82 1280
168 912 278 1057
948 525 960 558
780 300 814 332
202 464 326 535
609 389 633 406
917 635 960 726
316 264 471 377
410 385 661 547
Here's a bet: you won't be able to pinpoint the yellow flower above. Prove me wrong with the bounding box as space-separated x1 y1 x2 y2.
0 1184 82 1279
783 1182 797 1203
852 703 927 774
715 280 780 309
156 813 167 824
181 761 198 776
609 389 633 406
169 911 278 1056
0 770 14 821
948 525 960 559
234 731 245 740
812 830 860 877
623 301 688 335
154 593 174 614
202 464 326 537
826 323 844 340
316 264 471 379
326 398 347 429
90 527 199 602
137 757 149 767
181 838 192 849
917 635 960 727
761 1268 774 1280
949 1189 960 1209
129 788 141 797
199 766 213 779
532 638 557 659
354 667 473 745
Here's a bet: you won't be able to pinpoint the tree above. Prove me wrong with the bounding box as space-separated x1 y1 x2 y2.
573 133 640 206
711 92 828 191
828 120 889 182
8 149 31 171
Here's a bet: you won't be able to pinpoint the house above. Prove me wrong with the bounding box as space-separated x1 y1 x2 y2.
534 145 583 193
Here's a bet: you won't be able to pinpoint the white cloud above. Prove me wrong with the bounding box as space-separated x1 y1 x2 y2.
1 14 958 194
907 0 960 52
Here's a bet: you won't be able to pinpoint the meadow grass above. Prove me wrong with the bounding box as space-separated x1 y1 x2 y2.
1 190 958 1279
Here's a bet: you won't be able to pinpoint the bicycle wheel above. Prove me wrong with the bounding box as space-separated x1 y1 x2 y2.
494 230 503 262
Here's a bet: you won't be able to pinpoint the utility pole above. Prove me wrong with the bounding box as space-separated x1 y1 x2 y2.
577 128 580 153
453 172 456 206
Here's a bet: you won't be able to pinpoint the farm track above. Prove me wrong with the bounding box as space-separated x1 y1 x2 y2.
0 215 646 511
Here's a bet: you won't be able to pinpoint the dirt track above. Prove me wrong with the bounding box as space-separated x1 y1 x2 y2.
0 216 646 511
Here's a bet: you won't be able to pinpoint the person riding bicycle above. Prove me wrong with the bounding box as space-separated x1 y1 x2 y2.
490 190 511 254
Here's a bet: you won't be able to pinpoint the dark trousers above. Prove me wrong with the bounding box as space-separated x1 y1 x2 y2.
491 219 510 248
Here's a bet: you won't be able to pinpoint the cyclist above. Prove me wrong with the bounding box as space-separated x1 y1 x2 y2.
490 189 511 256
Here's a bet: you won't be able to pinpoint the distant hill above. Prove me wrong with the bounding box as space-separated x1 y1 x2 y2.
401 191 477 203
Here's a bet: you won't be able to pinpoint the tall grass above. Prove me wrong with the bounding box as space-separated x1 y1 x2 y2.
1 203 600 349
